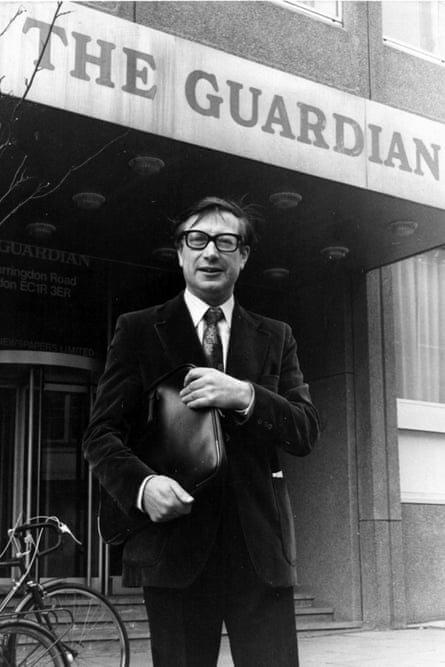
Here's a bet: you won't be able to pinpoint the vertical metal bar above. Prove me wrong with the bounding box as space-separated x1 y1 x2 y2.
13 386 25 523
34 367 43 582
86 379 95 588
25 368 34 523
102 263 113 596
35 368 43 519
104 543 110 596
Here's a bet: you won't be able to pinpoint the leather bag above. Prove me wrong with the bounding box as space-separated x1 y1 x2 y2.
98 364 227 545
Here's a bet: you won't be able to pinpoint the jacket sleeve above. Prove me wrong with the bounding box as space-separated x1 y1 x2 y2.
243 322 320 457
82 315 155 513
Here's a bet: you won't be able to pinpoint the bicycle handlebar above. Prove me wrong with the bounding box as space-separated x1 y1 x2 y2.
1 516 82 564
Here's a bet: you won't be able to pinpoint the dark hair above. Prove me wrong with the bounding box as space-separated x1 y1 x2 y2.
172 196 259 248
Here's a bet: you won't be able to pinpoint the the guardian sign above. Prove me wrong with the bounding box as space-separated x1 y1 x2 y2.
1 2 444 208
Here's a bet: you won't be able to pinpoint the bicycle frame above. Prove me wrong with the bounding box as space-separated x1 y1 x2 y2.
0 516 130 667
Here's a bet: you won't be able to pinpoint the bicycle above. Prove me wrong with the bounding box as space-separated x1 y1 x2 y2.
0 516 130 666
0 616 69 666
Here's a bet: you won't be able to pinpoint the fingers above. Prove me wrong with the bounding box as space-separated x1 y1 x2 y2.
171 481 194 505
143 475 194 523
180 368 250 411
183 367 219 387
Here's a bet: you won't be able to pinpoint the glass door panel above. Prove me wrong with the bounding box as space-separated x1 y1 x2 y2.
0 387 17 580
38 384 91 579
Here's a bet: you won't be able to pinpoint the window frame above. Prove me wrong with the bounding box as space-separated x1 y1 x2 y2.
398 399 445 504
382 0 445 65
269 0 343 25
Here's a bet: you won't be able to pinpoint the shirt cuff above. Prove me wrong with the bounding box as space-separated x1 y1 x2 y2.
136 475 157 512
234 383 255 422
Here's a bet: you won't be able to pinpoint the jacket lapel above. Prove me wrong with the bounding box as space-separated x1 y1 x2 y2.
154 294 271 379
154 293 208 368
226 302 271 381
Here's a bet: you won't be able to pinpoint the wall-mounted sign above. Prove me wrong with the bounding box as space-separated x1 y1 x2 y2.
0 240 105 357
0 2 444 209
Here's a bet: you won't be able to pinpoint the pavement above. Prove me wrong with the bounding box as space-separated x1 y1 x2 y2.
128 623 445 666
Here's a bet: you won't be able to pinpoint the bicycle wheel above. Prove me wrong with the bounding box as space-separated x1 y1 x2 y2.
17 582 129 667
0 618 67 667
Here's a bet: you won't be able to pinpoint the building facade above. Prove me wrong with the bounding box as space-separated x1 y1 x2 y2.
1 0 445 628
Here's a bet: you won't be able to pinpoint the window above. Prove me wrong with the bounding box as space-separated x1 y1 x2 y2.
276 0 343 23
383 1 445 63
392 249 445 504
392 249 445 403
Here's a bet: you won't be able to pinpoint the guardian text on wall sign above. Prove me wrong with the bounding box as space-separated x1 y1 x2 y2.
1 1 445 209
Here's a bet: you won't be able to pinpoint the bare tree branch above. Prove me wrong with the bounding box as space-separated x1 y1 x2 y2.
0 180 48 228
34 130 129 199
13 1 64 116
0 154 28 204
0 5 25 39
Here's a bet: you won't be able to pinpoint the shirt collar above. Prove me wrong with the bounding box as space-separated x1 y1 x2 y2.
184 289 234 327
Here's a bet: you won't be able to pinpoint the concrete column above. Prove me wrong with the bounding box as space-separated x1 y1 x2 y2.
353 267 407 627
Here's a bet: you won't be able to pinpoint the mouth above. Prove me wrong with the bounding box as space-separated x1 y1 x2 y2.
199 267 223 275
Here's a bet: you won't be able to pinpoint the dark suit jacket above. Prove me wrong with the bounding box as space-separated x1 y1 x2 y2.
83 293 319 588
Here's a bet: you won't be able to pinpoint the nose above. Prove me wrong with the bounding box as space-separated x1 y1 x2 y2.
203 239 219 258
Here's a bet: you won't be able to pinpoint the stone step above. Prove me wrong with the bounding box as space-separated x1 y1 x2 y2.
110 593 334 625
108 593 344 642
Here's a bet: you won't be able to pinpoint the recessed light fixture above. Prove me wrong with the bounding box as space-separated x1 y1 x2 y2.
388 220 418 237
269 191 303 209
262 267 290 280
321 246 350 261
129 156 165 176
72 191 106 210
26 222 56 239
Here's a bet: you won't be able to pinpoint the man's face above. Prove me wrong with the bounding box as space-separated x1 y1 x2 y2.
177 210 250 306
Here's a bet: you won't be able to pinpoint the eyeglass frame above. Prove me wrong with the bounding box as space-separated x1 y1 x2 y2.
180 230 246 253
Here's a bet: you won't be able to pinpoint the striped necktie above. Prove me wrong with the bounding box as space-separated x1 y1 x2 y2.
202 307 224 371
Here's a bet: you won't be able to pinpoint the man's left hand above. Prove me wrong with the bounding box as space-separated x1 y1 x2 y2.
180 367 252 411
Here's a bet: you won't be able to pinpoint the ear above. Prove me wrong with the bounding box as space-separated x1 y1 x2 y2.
177 247 184 267
239 245 250 269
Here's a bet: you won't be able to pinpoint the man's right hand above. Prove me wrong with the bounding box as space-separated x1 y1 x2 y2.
142 475 194 523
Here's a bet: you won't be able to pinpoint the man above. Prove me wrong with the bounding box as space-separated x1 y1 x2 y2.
83 196 319 666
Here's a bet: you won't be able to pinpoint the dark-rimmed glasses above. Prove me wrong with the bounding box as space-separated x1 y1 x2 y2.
181 230 244 253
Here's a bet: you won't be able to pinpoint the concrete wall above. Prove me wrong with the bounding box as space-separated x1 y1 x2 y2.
402 504 445 622
283 267 362 622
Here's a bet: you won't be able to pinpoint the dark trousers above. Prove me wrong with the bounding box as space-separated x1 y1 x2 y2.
143 496 299 667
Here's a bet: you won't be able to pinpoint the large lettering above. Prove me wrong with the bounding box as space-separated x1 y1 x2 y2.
22 17 68 70
70 32 115 87
185 70 222 117
297 102 329 149
227 80 262 128
22 17 157 98
122 47 157 99
413 139 440 181
261 95 295 139
384 132 412 173
333 113 363 157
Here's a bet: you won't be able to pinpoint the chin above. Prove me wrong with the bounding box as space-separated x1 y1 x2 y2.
198 288 227 305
